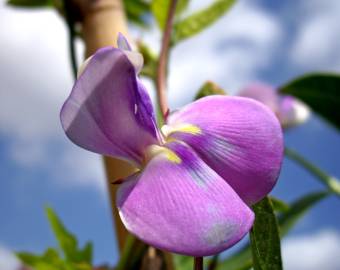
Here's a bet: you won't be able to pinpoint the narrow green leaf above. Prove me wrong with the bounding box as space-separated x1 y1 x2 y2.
172 0 236 43
45 207 92 264
278 191 330 235
250 197 282 270
218 191 329 270
285 147 340 196
195 81 226 100
269 196 289 213
151 0 190 30
7 0 53 8
279 73 340 130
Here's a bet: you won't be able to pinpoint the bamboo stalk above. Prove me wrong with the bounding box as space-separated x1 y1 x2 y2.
71 0 133 251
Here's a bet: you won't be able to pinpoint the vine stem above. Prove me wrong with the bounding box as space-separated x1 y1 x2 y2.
156 0 178 119
194 257 203 270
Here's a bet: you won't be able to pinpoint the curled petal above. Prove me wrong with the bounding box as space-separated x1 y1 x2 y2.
117 32 132 51
60 47 158 166
117 33 143 74
117 141 254 256
167 96 283 205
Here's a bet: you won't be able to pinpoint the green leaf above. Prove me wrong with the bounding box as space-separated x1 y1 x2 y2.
45 207 92 264
124 0 151 27
278 191 330 235
7 0 53 8
138 41 158 79
151 0 190 30
195 81 226 100
279 73 340 130
172 0 236 43
218 191 329 270
249 197 282 270
17 248 72 270
269 196 289 213
285 147 340 196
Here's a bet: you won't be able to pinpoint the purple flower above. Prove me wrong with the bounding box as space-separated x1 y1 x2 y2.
239 83 310 129
60 35 283 256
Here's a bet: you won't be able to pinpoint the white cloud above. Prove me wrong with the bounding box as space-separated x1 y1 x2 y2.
290 0 340 71
283 229 340 270
0 246 21 270
168 0 283 107
0 0 284 188
0 5 104 190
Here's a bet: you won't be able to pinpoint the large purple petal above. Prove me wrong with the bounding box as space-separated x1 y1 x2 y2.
117 141 254 256
166 96 283 205
60 47 158 166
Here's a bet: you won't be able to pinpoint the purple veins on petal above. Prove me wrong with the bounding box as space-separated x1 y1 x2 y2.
60 47 158 166
167 96 284 205
117 141 254 256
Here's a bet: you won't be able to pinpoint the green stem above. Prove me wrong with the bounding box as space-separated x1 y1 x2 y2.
285 147 340 196
115 234 136 270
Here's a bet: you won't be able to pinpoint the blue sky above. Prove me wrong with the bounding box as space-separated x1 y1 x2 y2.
0 0 340 269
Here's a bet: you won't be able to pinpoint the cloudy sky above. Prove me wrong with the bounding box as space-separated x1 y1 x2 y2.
1 0 340 269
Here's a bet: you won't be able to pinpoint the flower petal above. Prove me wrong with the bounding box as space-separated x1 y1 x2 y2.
60 47 158 166
117 32 132 51
117 33 143 74
238 83 279 113
117 141 254 256
278 96 310 128
166 96 283 205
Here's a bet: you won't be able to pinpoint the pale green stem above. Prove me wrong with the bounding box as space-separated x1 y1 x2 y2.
285 147 340 196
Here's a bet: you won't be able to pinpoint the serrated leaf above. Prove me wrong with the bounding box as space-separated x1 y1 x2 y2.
17 248 71 270
250 197 282 270
79 242 93 265
151 0 190 30
218 191 329 270
46 207 92 264
172 0 236 43
7 0 53 8
17 252 43 266
279 73 340 130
